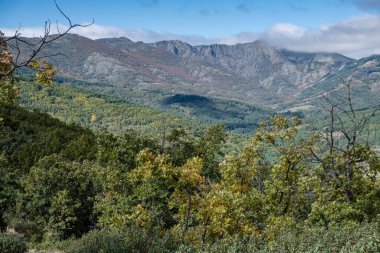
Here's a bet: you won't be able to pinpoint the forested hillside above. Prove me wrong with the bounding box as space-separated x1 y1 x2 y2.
16 76 275 135
1 95 379 252
1 17 379 252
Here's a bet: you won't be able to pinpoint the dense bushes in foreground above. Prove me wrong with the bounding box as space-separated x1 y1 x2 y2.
61 229 180 253
0 100 379 251
0 233 27 253
54 223 379 253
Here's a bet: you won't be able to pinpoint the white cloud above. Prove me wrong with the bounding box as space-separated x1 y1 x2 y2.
266 23 307 39
217 14 380 59
1 27 50 38
263 14 380 58
2 14 380 58
1 24 213 45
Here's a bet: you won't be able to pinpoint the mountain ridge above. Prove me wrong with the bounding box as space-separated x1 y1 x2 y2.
12 33 379 108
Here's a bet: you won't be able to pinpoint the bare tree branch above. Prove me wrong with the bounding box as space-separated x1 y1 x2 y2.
0 0 93 79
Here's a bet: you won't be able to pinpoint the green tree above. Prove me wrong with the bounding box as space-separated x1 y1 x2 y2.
308 80 380 226
191 127 266 241
0 154 10 232
170 157 206 236
256 116 315 218
166 128 197 167
0 32 18 104
196 124 227 181
94 148 176 230
19 155 95 240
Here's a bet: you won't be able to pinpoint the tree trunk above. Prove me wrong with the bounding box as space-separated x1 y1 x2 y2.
183 192 191 235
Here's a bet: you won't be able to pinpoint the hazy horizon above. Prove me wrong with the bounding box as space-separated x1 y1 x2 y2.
2 0 380 58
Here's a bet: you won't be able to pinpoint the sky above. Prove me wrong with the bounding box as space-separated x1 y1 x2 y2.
1 0 380 58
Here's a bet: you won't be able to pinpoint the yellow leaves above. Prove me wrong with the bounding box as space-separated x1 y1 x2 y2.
32 60 56 85
291 116 302 126
1 34 55 103
220 154 260 196
0 34 12 73
202 188 260 238
30 60 41 69
90 114 97 122
0 50 12 71
170 157 206 232
0 80 19 104
179 157 205 187
131 149 175 182
129 204 152 228
266 133 275 144
74 94 89 105
136 148 156 164
257 115 302 148
271 114 289 129
194 155 264 239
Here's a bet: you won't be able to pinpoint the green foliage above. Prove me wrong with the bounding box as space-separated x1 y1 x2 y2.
95 149 176 230
161 94 274 134
264 223 380 253
255 116 316 228
30 60 55 85
17 80 206 137
178 223 380 253
0 154 10 232
0 83 379 251
58 222 380 253
63 228 181 253
0 33 56 105
19 155 95 240
96 130 157 169
0 103 96 173
308 152 380 225
0 32 18 105
63 229 134 253
0 233 27 253
166 128 197 166
7 218 41 242
0 103 96 233
196 124 227 180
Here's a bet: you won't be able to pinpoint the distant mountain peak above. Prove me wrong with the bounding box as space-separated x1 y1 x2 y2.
13 34 379 106
95 37 134 44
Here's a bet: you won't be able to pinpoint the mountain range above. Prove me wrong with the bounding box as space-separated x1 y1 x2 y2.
16 34 380 112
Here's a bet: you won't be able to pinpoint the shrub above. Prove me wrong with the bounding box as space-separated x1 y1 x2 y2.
10 219 42 242
58 222 380 253
0 233 27 253
63 228 182 253
64 229 129 253
264 223 380 253
177 222 380 253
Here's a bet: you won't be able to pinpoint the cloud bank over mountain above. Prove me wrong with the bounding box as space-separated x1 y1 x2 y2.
2 14 380 59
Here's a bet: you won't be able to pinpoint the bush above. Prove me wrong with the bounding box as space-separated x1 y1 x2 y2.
177 236 264 253
178 223 380 253
56 223 380 253
10 219 42 242
264 223 380 253
0 233 27 253
63 228 182 253
64 229 129 253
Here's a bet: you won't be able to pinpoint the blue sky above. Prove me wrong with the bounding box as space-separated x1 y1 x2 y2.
1 0 380 58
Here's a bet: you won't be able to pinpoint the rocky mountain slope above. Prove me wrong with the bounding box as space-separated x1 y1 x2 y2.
284 54 380 112
14 34 379 108
152 40 351 97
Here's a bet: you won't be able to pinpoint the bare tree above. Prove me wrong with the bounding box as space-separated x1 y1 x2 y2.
309 77 377 204
0 0 93 103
